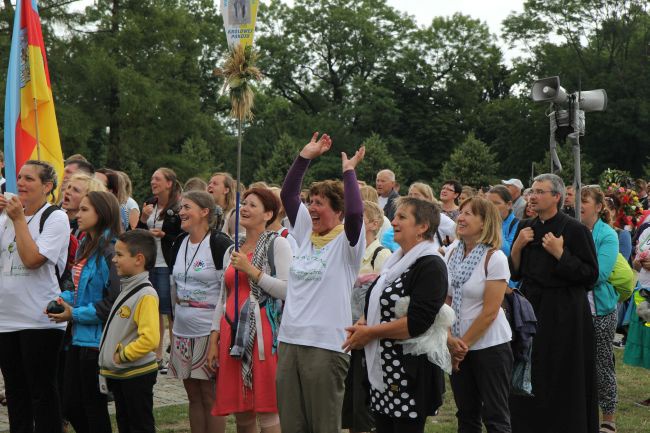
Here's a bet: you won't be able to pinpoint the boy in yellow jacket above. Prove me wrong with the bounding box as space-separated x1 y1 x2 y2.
99 230 160 433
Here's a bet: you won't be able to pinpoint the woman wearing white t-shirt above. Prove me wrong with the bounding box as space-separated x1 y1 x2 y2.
168 191 233 433
445 197 513 433
277 133 366 433
0 160 70 433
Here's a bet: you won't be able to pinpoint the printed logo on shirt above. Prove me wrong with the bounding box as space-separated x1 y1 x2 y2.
290 249 327 281
193 259 206 272
118 306 131 319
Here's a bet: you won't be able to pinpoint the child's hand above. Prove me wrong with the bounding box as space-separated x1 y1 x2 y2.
113 352 121 365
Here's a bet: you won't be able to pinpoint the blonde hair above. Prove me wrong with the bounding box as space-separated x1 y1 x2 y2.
363 200 384 235
360 185 379 203
458 197 502 249
408 182 437 203
68 173 107 194
211 172 236 213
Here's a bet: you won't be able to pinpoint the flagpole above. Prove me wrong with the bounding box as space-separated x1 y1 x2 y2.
232 117 243 344
33 98 41 160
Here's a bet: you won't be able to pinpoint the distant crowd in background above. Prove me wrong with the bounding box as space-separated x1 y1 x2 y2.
0 135 649 433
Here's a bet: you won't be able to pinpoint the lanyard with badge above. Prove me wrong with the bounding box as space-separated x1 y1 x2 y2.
184 231 210 286
4 202 47 274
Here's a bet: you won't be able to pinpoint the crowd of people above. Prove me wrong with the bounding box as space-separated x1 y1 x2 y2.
0 134 648 433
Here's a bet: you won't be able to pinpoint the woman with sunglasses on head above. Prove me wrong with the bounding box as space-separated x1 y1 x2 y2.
48 191 123 433
0 160 71 433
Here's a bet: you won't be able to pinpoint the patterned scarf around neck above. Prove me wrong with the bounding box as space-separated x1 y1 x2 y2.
448 241 489 337
310 224 344 249
229 230 279 389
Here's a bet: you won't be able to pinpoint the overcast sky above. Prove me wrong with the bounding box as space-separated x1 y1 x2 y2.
386 0 525 59
69 0 526 58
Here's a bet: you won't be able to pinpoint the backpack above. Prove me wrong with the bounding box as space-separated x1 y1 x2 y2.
608 253 635 302
40 205 78 291
170 229 235 272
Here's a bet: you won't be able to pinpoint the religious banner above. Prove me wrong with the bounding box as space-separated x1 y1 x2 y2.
3 0 64 194
220 0 261 49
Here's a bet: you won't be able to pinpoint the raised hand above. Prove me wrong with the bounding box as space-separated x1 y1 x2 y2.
299 132 332 160
342 145 366 172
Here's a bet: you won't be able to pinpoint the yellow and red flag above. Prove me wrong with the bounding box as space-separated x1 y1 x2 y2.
3 0 63 193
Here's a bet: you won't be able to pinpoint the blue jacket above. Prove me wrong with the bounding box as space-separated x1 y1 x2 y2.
591 219 619 315
501 212 519 257
60 238 120 348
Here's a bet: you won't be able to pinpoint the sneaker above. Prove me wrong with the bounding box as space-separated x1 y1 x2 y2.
157 359 168 375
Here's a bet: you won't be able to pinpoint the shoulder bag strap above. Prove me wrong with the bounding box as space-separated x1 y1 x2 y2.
98 283 152 353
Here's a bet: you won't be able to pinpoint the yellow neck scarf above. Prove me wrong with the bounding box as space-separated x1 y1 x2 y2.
311 224 344 249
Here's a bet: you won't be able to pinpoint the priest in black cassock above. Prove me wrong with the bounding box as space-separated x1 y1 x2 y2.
509 173 599 433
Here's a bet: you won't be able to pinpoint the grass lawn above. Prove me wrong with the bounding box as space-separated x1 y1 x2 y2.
148 350 649 432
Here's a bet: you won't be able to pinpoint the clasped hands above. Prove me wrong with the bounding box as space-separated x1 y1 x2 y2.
447 335 469 372
342 317 375 353
514 227 564 260
0 195 26 222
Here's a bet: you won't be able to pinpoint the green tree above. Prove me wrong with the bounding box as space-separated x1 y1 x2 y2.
49 0 228 175
254 133 306 186
534 142 594 186
438 134 500 188
502 0 650 177
353 134 401 185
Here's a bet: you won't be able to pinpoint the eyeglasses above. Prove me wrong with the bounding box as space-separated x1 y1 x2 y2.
441 187 456 193
530 189 555 196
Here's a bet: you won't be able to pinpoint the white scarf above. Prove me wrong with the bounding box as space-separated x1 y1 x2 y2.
364 240 440 392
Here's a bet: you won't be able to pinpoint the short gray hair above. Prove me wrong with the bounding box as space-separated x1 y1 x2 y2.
377 169 396 182
533 173 565 210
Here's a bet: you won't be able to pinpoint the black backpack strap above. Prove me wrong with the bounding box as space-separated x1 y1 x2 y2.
209 230 234 270
39 205 65 285
508 217 519 236
436 230 444 246
98 283 152 354
371 245 386 270
169 232 189 269
266 233 279 277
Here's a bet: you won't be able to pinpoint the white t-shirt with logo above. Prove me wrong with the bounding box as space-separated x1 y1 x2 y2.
278 204 365 353
0 204 70 332
147 205 167 268
172 236 223 337
445 241 512 351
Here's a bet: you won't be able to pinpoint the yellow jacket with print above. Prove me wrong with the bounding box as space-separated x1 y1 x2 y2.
99 272 160 379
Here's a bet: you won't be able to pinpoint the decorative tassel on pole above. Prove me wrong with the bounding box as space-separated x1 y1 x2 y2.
214 8 262 348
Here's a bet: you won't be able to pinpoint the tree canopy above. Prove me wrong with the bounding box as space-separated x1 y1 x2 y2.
1 0 648 193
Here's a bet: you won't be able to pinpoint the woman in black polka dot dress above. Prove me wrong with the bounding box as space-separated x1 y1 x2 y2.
343 198 448 433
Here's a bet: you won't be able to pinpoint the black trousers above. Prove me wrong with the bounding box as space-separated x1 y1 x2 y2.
374 413 426 433
450 342 513 433
62 346 111 433
0 328 65 433
108 371 157 433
